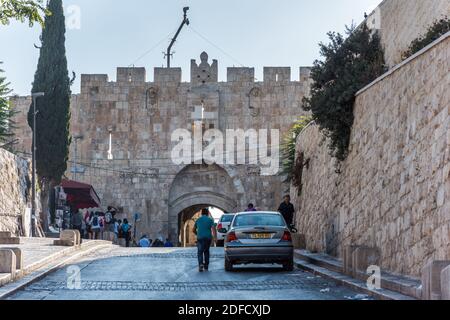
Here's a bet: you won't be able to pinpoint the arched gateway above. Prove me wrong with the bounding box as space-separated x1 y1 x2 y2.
168 164 243 243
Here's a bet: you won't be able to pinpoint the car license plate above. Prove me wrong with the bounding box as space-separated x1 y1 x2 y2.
250 233 272 239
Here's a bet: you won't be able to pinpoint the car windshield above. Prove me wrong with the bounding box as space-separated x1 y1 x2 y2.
221 215 235 222
233 214 285 227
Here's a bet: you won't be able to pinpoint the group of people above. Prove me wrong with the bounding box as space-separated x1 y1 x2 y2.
194 195 296 272
138 235 174 248
245 195 295 226
70 206 133 246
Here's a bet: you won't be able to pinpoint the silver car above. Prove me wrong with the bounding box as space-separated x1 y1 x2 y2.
224 211 294 271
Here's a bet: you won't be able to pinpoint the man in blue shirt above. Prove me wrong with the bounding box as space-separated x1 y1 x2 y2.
193 208 217 272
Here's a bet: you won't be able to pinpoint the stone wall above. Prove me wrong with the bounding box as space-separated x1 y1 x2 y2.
367 0 449 68
0 148 33 236
292 34 449 277
10 52 312 242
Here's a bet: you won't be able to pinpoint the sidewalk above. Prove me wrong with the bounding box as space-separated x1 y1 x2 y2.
294 250 421 300
0 237 113 293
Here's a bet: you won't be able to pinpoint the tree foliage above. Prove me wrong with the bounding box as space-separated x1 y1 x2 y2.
280 115 313 184
302 24 386 161
0 0 49 27
0 62 15 148
27 0 71 188
402 16 450 60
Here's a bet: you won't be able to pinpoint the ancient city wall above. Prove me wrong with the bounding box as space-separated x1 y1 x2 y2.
0 148 33 236
368 0 449 68
292 33 450 277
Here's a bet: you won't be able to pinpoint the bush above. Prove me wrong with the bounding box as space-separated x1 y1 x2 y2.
280 115 313 185
302 24 386 161
402 17 450 60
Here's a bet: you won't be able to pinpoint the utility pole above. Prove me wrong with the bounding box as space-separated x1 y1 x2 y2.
165 7 190 68
31 92 45 237
72 135 84 181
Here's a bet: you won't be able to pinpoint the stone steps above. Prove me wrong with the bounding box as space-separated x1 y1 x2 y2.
294 249 421 299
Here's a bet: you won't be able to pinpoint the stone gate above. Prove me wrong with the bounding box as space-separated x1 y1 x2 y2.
10 52 312 243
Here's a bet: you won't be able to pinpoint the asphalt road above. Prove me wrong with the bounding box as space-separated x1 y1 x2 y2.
8 247 369 300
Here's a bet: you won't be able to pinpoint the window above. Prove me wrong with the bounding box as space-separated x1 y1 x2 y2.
233 214 285 227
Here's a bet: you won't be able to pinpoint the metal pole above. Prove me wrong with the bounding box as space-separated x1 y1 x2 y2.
166 7 190 68
31 92 44 237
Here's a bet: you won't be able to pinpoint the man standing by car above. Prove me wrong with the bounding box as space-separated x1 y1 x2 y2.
278 195 295 226
193 208 217 272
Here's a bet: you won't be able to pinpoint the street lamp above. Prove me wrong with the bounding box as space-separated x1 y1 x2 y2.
31 92 45 237
72 134 84 181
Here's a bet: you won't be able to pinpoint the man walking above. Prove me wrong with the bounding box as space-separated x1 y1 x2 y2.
278 195 295 226
193 208 217 272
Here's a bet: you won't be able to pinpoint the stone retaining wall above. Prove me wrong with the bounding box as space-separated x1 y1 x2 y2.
292 34 449 277
0 149 32 236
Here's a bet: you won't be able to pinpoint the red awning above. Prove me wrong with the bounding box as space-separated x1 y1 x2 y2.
60 180 101 210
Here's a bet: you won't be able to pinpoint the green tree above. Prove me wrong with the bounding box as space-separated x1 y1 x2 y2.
302 24 386 161
280 115 313 185
27 0 71 225
0 62 15 149
0 0 48 26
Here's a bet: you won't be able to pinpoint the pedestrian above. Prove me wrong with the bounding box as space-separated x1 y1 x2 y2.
139 235 150 247
85 211 93 239
193 208 217 272
105 206 115 232
90 212 101 240
278 195 295 226
113 219 121 244
71 209 83 242
245 203 257 212
121 219 132 247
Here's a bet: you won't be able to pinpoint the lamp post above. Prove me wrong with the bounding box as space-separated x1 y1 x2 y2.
72 135 84 181
31 92 45 237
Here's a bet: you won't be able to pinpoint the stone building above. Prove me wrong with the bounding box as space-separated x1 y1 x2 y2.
10 52 312 243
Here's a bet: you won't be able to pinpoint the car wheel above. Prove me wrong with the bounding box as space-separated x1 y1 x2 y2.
225 259 233 272
283 260 294 272
216 240 224 247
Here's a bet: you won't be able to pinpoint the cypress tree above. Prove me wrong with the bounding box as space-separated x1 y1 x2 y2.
27 0 71 225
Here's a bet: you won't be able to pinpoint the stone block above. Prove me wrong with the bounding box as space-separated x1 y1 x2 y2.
1 248 23 269
292 234 306 249
60 230 81 245
53 239 75 247
352 247 381 280
0 249 17 277
0 231 12 238
441 265 450 300
0 237 21 245
422 260 450 300
343 245 360 276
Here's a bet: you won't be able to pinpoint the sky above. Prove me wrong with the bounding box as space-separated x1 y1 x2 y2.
0 0 383 96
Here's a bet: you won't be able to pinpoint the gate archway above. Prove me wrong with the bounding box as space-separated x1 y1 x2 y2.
168 164 240 244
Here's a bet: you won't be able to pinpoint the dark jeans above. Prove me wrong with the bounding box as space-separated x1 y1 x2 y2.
197 238 212 267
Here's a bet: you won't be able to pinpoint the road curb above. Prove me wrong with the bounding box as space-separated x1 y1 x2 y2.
294 259 415 300
0 242 114 300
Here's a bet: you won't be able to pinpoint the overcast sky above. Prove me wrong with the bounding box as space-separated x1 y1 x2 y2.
0 0 383 96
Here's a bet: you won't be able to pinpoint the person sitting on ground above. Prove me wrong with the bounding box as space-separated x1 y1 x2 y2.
164 238 174 247
139 235 150 248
